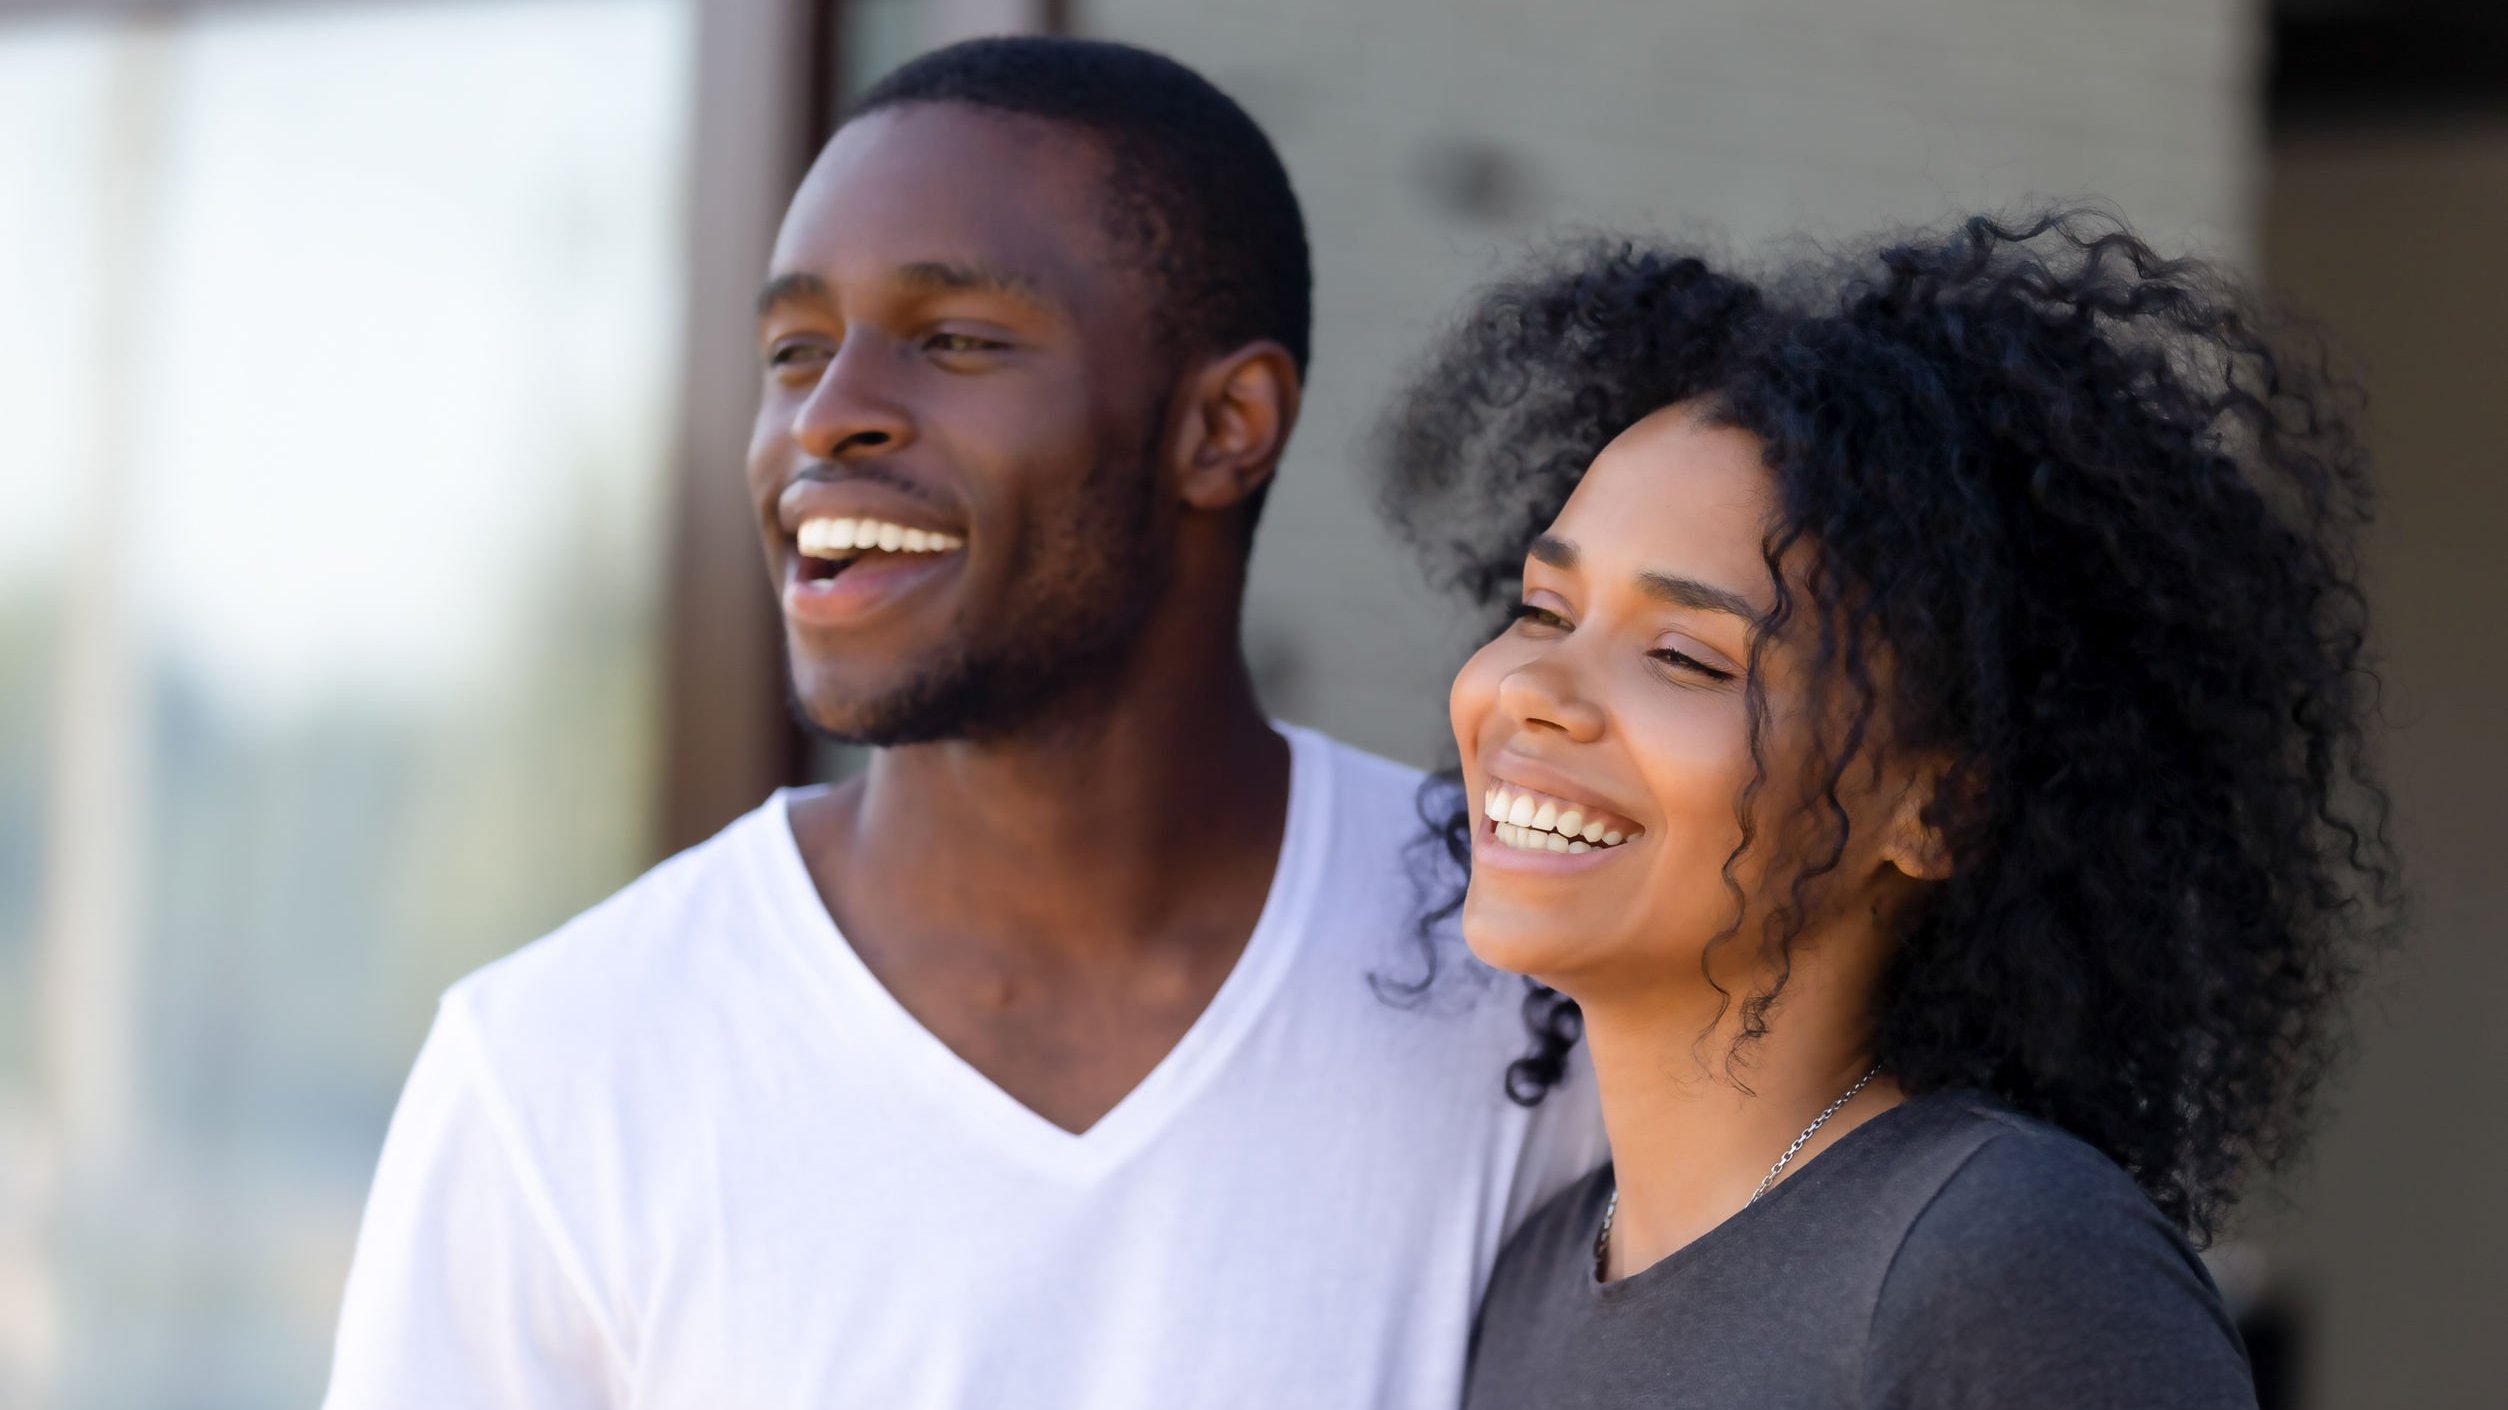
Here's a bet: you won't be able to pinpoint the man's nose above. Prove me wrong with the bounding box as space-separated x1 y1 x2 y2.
790 333 914 461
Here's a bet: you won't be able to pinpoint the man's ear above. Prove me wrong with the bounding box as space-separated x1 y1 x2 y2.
1171 340 1301 515
1882 758 1962 883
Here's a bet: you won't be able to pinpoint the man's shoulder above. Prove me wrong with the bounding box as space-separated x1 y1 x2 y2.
443 794 796 1063
1288 723 1446 853
1294 723 1430 802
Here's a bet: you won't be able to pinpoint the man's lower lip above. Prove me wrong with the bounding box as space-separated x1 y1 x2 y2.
782 553 960 627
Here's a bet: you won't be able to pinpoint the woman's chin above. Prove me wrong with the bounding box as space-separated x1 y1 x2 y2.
1459 893 1592 981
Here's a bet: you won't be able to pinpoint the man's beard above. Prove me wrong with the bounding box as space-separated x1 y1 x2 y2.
792 438 1168 749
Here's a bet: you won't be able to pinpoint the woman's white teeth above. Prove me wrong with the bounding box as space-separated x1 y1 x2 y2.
796 517 964 559
1481 782 1639 853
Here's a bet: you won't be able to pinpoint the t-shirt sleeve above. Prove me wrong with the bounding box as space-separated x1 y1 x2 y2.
323 996 629 1409
1865 1132 2257 1410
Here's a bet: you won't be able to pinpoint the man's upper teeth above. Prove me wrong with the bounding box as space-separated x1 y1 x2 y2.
1482 781 1638 852
796 517 965 558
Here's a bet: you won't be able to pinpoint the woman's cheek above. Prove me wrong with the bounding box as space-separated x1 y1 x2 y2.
1618 682 1755 867
1448 637 1510 767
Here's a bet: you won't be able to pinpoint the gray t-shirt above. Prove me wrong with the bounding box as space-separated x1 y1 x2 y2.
1463 1092 2255 1409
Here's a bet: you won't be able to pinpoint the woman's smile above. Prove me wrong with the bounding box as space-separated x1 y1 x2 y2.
1448 408 1780 984
1476 769 1644 857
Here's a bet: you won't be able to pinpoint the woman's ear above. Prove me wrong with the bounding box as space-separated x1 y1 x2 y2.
1881 759 1960 883
1171 340 1301 515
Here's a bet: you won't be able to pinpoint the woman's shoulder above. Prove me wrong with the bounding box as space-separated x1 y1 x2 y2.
1908 1094 2159 1212
1884 1093 2209 1291
1865 1095 2254 1406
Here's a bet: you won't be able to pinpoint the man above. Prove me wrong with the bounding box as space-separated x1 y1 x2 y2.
325 37 1598 1409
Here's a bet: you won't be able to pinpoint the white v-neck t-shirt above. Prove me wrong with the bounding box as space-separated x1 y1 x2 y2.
324 725 1604 1409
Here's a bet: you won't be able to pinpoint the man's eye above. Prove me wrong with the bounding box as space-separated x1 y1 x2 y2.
767 343 825 368
925 332 1003 355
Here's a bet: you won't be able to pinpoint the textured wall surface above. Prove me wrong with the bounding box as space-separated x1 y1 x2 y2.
2263 119 2508 1410
1077 0 2260 766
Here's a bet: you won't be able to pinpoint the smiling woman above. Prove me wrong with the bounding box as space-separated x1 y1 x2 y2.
1380 209 2397 1408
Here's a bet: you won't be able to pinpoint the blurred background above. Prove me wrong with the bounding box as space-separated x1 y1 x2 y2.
0 0 2498 1404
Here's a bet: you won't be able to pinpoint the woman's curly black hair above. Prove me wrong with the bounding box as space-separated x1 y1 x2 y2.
1377 209 2398 1244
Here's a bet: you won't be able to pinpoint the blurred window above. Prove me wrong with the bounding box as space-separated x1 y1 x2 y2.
0 1 694 1404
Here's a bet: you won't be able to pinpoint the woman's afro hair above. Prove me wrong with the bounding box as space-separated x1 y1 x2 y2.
1378 209 2398 1244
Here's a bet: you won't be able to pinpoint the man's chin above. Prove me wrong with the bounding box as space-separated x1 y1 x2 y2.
785 657 1003 748
789 687 937 748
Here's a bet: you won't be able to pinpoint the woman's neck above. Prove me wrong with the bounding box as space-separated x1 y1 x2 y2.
1577 963 1904 1281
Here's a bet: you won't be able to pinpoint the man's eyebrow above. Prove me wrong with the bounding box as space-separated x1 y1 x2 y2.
756 271 827 319
1528 534 1577 570
893 259 1047 304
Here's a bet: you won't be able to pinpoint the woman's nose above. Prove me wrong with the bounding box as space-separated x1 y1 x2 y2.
1496 656 1604 742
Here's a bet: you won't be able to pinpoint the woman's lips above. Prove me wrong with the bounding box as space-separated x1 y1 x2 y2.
1482 778 1642 850
1470 775 1644 873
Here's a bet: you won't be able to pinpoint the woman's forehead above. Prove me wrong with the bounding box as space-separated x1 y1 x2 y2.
1553 409 1774 566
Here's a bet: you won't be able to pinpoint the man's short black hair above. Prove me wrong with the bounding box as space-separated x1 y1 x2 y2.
849 36 1313 380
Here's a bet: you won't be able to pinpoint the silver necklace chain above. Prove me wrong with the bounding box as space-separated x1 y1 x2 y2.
1594 1065 1881 1279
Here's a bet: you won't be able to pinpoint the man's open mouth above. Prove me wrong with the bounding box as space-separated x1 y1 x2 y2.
793 515 966 583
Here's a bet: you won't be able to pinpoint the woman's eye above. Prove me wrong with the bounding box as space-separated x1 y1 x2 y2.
925 332 1002 355
1649 646 1736 683
767 342 825 368
1507 602 1569 632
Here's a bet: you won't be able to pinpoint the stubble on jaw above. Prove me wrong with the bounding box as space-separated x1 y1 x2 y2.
788 421 1170 749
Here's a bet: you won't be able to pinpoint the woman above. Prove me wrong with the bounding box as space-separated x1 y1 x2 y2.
1378 211 2394 1407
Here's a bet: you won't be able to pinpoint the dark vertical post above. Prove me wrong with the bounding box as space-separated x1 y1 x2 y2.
656 0 831 857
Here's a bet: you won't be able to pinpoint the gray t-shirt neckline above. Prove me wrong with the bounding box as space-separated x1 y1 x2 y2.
1463 1091 2256 1410
1577 1090 1922 1305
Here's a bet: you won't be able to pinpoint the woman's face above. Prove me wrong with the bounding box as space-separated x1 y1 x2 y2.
1449 404 1924 1000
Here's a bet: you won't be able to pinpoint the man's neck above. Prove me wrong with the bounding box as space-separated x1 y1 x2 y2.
784 621 1291 1134
842 653 1287 955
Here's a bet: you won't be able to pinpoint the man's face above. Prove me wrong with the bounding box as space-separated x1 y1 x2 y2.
749 104 1173 744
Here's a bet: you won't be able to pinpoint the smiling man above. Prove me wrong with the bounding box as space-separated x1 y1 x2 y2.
323 36 1599 1410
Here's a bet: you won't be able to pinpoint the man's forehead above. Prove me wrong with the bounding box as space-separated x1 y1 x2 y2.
755 260 1049 318
773 104 1114 275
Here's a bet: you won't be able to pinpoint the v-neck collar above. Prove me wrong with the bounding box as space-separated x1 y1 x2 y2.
1584 1095 1937 1305
743 723 1333 1183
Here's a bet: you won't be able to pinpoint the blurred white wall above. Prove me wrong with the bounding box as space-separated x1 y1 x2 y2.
1076 0 2262 766
0 4 695 1404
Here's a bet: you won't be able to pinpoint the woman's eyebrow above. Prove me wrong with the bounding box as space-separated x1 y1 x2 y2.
1531 533 1760 620
1527 533 1578 569
1524 529 1745 612
1636 570 1761 622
